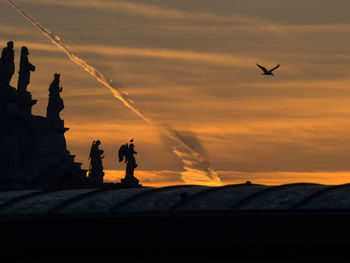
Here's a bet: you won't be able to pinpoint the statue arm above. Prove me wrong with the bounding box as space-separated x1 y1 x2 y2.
29 63 35 72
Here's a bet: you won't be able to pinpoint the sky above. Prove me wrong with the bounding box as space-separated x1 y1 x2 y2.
2 0 350 186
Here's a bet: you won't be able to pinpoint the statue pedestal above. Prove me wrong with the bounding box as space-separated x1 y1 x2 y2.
0 84 16 97
16 91 37 114
88 171 105 185
121 176 141 187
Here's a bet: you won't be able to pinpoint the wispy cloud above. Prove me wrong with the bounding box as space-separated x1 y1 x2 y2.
0 23 32 35
104 170 184 187
274 23 350 33
104 169 350 186
13 41 260 67
14 0 350 35
218 171 350 186
16 0 264 24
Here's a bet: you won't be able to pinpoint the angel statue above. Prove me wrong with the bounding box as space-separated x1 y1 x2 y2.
118 138 140 187
88 140 105 185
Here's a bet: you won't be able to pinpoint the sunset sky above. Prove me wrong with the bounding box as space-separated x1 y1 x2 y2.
2 0 350 186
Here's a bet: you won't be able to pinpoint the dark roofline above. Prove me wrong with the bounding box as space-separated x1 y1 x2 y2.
231 183 323 210
0 189 59 212
48 187 132 214
110 184 204 213
171 183 264 211
293 183 350 209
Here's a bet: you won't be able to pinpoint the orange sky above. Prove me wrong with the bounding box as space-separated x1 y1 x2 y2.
104 170 350 187
2 0 350 185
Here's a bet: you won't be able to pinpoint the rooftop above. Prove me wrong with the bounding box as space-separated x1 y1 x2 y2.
1 183 350 216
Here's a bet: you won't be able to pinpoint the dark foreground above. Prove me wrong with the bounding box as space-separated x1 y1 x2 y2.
0 183 349 261
1 211 350 262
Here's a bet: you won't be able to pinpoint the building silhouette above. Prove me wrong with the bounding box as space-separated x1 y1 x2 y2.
0 42 88 189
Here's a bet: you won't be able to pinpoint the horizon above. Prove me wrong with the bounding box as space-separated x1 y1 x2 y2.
104 170 350 187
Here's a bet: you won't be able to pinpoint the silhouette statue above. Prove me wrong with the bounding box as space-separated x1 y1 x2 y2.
46 73 64 124
256 63 280 76
17 46 35 94
0 41 89 189
118 139 140 187
88 140 105 185
0 41 15 87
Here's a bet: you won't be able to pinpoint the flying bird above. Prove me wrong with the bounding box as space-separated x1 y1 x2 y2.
256 63 280 76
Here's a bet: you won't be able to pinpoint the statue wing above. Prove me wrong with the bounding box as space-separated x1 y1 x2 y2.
89 141 95 159
118 144 127 162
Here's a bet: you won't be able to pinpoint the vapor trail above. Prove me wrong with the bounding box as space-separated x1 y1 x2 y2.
7 0 222 186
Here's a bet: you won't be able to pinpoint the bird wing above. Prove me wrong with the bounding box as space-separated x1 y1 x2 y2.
256 63 268 73
269 64 280 72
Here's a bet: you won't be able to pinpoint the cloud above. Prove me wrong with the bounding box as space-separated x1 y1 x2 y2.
15 0 264 25
217 171 350 185
104 170 184 187
17 0 350 33
13 0 350 36
0 23 33 36
274 24 350 33
12 41 260 68
104 169 350 186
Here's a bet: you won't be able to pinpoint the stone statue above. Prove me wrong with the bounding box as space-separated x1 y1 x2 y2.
0 41 15 87
17 46 35 94
0 41 89 190
46 73 64 123
118 138 140 186
88 140 105 185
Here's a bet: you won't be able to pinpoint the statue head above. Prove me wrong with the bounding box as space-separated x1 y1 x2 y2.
96 140 101 146
7 41 13 49
53 73 60 83
21 46 29 56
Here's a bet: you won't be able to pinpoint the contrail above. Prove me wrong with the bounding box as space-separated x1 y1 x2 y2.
7 0 222 186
